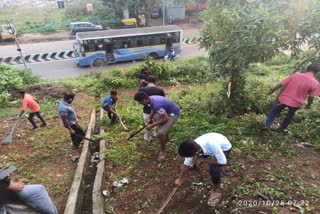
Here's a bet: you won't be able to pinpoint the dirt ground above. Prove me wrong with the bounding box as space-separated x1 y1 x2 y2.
105 133 320 214
0 84 95 212
101 89 320 214
1 85 319 213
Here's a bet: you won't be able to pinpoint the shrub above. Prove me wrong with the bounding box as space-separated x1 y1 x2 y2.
0 65 40 108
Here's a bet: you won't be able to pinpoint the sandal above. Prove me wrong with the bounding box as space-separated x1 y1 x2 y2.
207 192 221 207
158 153 166 162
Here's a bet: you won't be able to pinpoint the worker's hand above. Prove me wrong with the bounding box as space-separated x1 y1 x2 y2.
69 129 75 134
147 118 153 124
175 178 183 187
8 181 24 192
146 123 153 130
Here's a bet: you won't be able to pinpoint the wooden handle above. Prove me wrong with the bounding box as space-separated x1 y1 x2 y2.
119 117 128 131
157 187 178 214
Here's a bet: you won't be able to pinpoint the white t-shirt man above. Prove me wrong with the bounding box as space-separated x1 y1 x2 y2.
184 133 232 166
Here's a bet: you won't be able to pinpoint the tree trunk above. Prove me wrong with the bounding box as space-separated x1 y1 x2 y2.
225 69 246 116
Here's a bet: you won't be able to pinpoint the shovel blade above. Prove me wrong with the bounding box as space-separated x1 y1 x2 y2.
3 134 13 144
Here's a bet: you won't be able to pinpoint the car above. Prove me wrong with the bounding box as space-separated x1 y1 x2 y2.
70 22 103 34
0 25 16 42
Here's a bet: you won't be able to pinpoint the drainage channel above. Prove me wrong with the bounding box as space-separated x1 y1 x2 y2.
64 109 107 214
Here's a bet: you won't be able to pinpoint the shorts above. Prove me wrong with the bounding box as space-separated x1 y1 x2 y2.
156 114 179 137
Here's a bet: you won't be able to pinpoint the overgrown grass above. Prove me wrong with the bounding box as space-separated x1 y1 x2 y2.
0 6 67 34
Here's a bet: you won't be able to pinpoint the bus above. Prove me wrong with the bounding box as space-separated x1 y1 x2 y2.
73 25 183 67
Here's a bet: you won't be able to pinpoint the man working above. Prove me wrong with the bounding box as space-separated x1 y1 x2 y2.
134 91 179 161
138 76 165 141
0 166 58 214
58 92 85 149
265 64 320 132
175 133 232 207
101 90 119 124
17 90 46 130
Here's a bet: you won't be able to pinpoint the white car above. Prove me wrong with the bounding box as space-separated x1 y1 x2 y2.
70 22 103 34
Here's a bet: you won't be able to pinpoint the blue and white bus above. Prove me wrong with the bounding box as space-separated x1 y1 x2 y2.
73 25 183 67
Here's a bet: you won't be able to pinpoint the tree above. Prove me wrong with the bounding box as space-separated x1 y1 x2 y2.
102 0 161 26
199 0 320 115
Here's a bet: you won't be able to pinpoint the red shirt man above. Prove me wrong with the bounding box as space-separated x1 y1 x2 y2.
18 91 46 130
265 64 320 131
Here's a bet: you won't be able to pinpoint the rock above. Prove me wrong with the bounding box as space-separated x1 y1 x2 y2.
71 155 80 162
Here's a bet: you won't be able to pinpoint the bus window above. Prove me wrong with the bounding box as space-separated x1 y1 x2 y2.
122 41 128 48
137 39 143 47
149 37 155 46
160 38 166 44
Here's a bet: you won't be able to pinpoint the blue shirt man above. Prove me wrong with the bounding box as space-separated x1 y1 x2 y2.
101 90 119 124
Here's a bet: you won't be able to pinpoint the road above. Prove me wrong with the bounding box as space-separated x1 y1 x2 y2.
14 43 207 80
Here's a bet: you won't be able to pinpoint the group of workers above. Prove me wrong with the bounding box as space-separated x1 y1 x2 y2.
1 63 319 210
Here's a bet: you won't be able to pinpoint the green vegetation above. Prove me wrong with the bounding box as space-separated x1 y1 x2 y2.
1 51 320 211
0 65 39 109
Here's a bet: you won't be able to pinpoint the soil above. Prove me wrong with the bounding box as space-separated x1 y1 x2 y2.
105 136 320 214
102 89 320 214
1 85 319 213
0 84 95 213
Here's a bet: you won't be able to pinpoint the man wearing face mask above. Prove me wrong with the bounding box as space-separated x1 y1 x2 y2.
58 92 85 149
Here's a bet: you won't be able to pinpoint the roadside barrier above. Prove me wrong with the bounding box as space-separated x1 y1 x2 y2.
0 51 74 65
64 110 96 214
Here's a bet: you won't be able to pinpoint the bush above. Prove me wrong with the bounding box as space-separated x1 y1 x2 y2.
0 65 40 108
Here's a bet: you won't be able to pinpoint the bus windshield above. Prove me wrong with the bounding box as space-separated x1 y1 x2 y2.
73 25 182 67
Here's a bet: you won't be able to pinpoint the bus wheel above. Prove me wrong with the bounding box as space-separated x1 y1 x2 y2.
149 53 158 59
93 58 105 67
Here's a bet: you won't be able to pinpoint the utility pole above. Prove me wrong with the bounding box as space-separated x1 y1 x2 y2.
162 0 166 25
6 20 28 70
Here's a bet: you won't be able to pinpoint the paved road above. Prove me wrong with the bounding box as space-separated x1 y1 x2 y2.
0 40 74 57
14 43 207 80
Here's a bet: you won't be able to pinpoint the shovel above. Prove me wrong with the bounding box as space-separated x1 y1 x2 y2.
126 125 146 141
3 118 20 144
71 132 99 143
157 187 178 214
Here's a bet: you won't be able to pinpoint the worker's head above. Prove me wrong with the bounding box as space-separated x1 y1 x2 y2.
178 139 202 157
110 90 118 100
307 64 320 74
146 75 156 84
17 90 26 99
134 91 149 106
64 92 75 104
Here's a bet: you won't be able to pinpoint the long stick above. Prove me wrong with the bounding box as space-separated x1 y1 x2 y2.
126 125 146 141
157 187 178 214
71 133 97 143
119 117 128 131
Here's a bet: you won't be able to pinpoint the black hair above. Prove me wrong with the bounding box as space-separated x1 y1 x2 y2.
178 139 200 157
134 91 149 102
306 64 320 73
17 90 26 95
63 92 75 101
111 90 118 96
146 75 156 83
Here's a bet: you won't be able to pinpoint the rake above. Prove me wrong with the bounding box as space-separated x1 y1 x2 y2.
3 118 20 144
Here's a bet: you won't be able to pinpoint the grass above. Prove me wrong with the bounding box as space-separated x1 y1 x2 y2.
0 6 67 34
